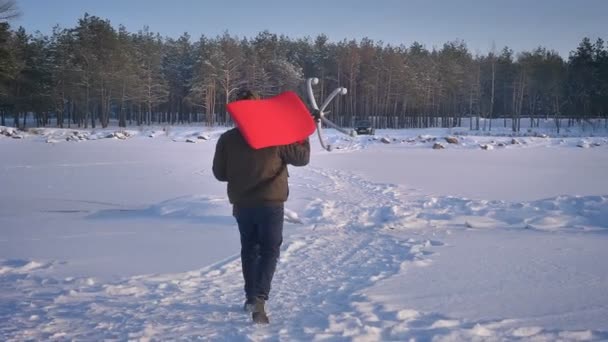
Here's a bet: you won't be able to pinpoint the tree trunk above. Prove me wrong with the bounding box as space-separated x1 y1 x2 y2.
100 85 106 128
119 80 127 127
67 100 72 128
148 100 152 126
84 83 92 129
476 64 481 130
489 58 495 131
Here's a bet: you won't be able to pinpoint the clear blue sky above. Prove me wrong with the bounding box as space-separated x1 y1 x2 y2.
12 0 608 58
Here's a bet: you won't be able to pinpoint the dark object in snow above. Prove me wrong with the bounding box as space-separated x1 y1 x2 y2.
432 142 445 149
480 144 493 150
380 137 391 144
445 136 459 144
511 139 520 145
354 120 375 135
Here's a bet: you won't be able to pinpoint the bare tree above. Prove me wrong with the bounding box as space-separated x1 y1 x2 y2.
488 43 496 131
212 33 243 124
0 0 20 21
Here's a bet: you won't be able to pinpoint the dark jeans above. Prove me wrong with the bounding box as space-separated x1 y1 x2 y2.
233 204 284 301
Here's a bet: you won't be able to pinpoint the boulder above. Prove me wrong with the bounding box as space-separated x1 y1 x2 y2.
28 128 45 135
445 136 459 144
114 132 127 140
432 142 445 149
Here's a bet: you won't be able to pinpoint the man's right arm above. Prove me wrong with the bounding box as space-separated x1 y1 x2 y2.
212 135 228 181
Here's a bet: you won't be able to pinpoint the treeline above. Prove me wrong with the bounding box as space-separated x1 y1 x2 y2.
0 13 607 131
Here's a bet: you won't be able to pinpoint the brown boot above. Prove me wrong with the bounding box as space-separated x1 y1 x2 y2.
251 297 269 324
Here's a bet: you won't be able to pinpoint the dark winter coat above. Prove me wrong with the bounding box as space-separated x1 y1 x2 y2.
212 128 310 207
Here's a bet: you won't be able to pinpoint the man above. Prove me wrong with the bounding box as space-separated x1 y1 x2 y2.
212 89 310 324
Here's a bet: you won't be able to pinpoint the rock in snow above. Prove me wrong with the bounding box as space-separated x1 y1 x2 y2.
445 136 459 144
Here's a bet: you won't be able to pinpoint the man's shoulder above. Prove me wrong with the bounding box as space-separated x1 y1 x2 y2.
219 127 237 135
219 128 248 147
219 128 240 140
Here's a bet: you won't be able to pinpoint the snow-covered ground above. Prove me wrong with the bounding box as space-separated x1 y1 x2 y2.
1 121 607 341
